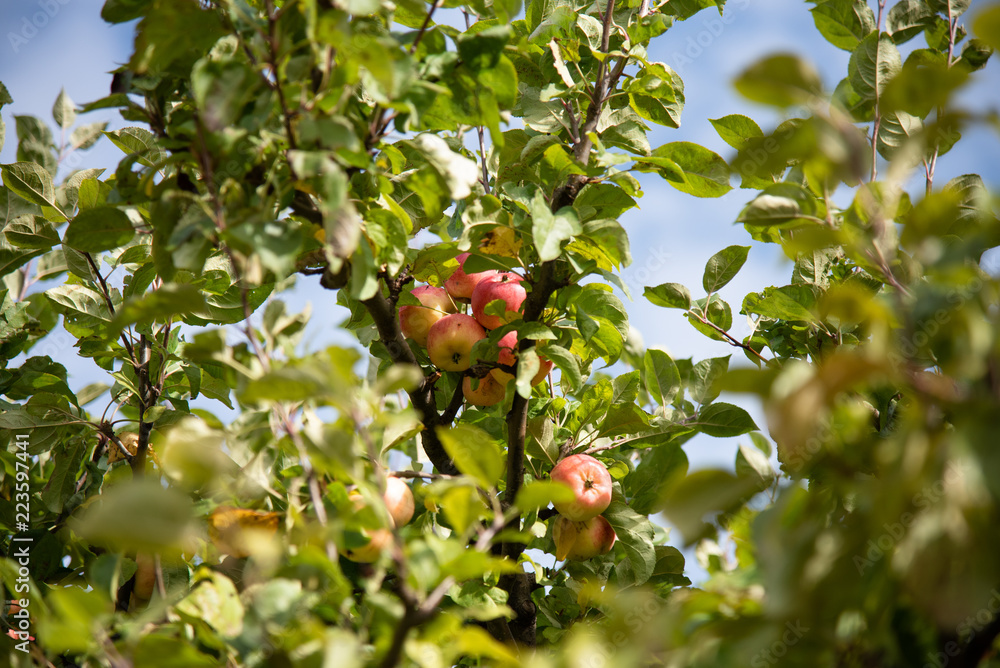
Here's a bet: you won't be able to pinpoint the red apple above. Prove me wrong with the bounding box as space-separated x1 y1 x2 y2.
399 285 457 347
342 493 394 563
462 374 506 407
444 253 499 300
550 454 613 521
342 526 393 563
384 476 415 528
426 313 487 371
490 331 554 387
471 272 526 330
552 515 617 561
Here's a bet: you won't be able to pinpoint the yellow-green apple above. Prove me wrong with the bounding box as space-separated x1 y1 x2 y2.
398 285 457 347
550 454 613 521
426 313 487 371
463 373 506 407
490 330 554 386
471 272 526 330
552 515 617 561
444 253 499 300
384 476 415 528
133 552 157 601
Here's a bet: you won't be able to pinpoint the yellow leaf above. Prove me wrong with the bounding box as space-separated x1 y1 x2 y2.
478 225 522 259
208 506 280 558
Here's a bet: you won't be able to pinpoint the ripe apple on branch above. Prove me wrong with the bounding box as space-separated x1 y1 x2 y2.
341 477 415 563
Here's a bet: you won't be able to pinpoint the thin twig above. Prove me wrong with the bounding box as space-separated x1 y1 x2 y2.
686 308 769 363
84 253 137 364
870 0 886 182
264 0 299 180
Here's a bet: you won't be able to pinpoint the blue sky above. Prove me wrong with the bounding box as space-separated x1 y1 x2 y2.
2 0 999 478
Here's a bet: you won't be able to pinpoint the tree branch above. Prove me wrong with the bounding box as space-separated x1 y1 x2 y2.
687 308 770 364
361 287 458 475
441 378 466 425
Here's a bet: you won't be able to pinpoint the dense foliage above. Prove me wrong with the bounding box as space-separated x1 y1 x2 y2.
2 0 1000 665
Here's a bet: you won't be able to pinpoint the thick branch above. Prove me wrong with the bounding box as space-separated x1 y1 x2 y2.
362 288 458 475
503 262 558 563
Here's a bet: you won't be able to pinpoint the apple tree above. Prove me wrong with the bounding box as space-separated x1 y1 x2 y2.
2 0 1000 665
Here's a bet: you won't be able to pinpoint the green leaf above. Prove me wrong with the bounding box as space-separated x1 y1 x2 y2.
639 142 731 198
543 344 584 393
691 402 758 437
737 183 826 229
686 295 733 341
688 355 730 405
809 0 877 51
709 114 764 151
45 284 112 337
660 0 724 20
880 56 969 118
886 0 936 44
101 0 154 23
72 479 194 551
41 440 85 514
734 53 824 107
515 480 576 512
63 207 136 252
848 32 902 103
437 425 504 489
625 64 685 129
109 284 208 336
104 127 164 168
52 89 76 130
742 285 818 322
133 636 218 667
1 162 57 209
627 444 688 515
412 133 480 201
175 570 244 638
974 3 1000 51
191 58 258 132
531 192 582 262
702 245 750 293
644 348 680 406
575 286 629 364
736 442 774 482
877 110 923 160
644 282 691 309
515 347 542 399
628 14 673 44
129 0 227 76
604 496 656 586
660 469 759 543
4 215 59 250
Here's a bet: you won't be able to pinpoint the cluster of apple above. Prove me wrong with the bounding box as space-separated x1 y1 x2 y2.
398 253 553 406
549 454 617 561
341 476 415 563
